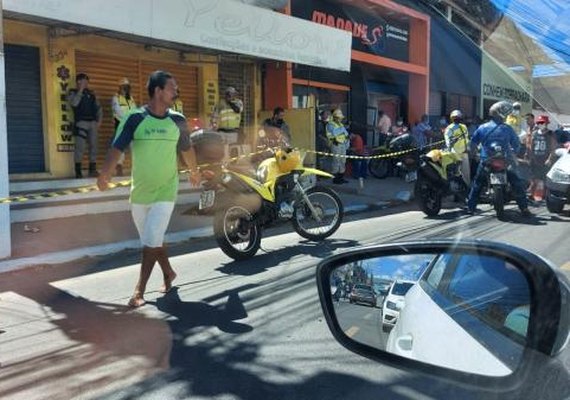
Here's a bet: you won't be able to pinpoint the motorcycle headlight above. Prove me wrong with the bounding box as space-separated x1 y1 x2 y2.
548 168 570 184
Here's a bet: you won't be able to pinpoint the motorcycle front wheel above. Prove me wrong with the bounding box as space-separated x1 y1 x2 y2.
292 186 344 241
415 180 442 216
213 204 262 261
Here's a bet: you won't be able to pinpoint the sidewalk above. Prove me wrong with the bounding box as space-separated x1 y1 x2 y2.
1 176 414 273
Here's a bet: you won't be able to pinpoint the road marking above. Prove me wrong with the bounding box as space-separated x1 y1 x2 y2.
561 262 570 271
345 326 360 338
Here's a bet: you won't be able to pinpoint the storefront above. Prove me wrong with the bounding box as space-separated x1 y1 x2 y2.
280 0 430 145
0 0 352 257
481 53 532 119
1 0 351 179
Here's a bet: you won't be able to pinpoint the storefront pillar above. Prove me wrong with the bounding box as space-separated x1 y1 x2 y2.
264 61 292 111
0 0 11 258
408 18 430 124
198 63 219 126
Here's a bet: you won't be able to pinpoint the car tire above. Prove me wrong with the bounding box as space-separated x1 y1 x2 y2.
546 189 565 214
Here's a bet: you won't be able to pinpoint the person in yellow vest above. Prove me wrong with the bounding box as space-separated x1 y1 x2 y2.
326 109 349 184
506 102 523 136
444 109 470 185
216 86 244 144
171 88 184 114
111 77 137 176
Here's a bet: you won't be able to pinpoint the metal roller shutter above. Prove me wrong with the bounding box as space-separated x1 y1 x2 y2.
218 62 254 132
140 61 199 118
6 44 45 174
75 51 199 169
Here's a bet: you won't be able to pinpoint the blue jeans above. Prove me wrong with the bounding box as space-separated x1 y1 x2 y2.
351 159 368 179
467 163 528 211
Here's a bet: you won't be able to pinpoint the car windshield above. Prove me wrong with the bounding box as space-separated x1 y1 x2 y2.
1 0 569 399
392 282 414 296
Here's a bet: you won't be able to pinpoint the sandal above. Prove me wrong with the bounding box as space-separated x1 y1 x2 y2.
128 295 146 308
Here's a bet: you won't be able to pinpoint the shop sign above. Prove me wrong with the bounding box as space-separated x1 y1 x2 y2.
4 0 352 72
482 83 531 103
55 64 75 152
291 0 410 62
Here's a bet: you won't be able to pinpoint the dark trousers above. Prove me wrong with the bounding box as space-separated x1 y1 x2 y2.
467 163 528 211
351 158 368 179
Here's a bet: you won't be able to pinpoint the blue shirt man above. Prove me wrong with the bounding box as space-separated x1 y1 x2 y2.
466 101 531 216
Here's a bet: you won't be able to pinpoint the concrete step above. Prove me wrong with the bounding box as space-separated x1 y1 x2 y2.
8 177 200 223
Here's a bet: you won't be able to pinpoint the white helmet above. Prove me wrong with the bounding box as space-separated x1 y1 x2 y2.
489 101 514 121
450 109 462 120
513 102 522 110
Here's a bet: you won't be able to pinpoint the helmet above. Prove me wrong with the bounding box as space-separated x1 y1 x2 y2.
225 86 238 95
275 148 301 173
450 109 462 120
119 77 130 86
513 102 521 110
332 109 345 119
489 101 513 121
536 115 550 124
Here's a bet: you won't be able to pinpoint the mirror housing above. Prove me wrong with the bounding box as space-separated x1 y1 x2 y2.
316 240 570 388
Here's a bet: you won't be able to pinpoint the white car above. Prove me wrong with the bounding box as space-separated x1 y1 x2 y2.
545 147 570 213
381 280 415 332
386 253 530 377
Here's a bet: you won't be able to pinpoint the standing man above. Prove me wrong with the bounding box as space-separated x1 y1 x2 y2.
466 101 531 217
444 109 470 185
412 114 431 149
327 109 349 184
97 70 201 307
68 73 102 178
111 77 137 176
216 86 244 144
377 109 391 144
263 107 292 147
526 115 555 199
316 110 331 173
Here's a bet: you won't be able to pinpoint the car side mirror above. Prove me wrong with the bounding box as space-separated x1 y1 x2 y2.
316 240 569 388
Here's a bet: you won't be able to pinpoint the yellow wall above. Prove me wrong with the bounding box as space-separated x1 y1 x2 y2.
4 19 261 179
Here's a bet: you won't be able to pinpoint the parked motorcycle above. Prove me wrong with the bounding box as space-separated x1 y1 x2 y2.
414 149 468 216
197 147 344 261
368 133 419 180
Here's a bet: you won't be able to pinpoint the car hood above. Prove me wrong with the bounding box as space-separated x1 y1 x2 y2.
550 154 570 174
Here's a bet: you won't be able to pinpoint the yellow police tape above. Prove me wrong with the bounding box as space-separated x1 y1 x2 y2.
0 139 445 204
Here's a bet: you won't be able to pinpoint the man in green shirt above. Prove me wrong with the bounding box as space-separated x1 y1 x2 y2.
97 70 200 307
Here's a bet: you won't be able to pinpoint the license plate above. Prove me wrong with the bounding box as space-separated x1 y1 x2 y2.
199 190 215 210
490 173 507 185
405 171 418 182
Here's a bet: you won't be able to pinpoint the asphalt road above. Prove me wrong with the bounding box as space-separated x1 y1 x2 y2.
1 202 569 400
335 300 389 351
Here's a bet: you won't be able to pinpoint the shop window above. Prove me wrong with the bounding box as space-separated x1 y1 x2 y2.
429 91 444 117
293 84 349 117
447 93 475 118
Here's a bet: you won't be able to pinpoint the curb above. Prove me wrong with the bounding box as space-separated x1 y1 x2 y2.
0 199 406 274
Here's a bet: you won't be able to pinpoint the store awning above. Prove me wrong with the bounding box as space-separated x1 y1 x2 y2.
3 0 352 72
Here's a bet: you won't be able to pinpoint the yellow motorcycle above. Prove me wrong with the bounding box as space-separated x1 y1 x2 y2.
198 148 344 260
414 149 468 216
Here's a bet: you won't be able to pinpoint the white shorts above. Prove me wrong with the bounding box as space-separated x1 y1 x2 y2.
131 202 175 248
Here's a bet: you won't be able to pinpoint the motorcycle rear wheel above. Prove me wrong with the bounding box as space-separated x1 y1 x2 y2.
292 186 344 241
492 185 505 219
214 204 262 261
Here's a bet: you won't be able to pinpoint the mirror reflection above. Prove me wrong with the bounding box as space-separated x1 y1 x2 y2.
330 252 530 377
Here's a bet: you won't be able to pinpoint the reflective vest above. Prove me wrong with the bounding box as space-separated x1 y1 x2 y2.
445 123 468 154
218 98 242 130
172 99 184 115
113 94 136 121
326 121 348 143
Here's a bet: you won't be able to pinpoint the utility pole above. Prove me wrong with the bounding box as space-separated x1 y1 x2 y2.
0 0 11 259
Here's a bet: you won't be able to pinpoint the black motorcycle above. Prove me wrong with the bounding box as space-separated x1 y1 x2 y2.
368 133 419 180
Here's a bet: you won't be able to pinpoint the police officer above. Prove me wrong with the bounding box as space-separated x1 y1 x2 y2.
68 73 103 178
327 109 349 184
111 77 137 176
466 101 531 216
444 109 470 185
216 86 244 144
